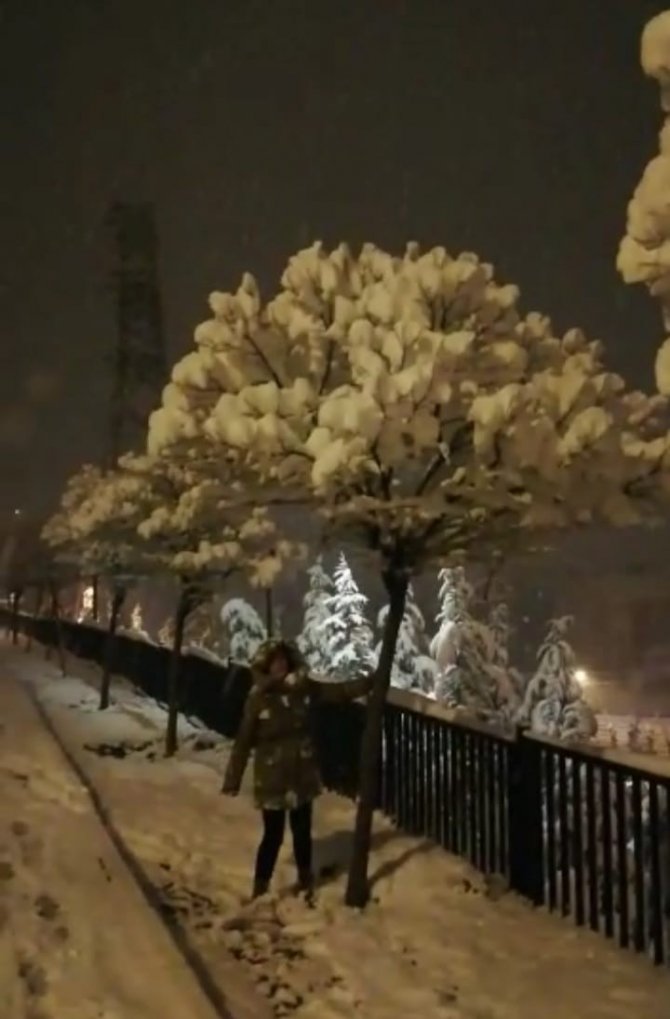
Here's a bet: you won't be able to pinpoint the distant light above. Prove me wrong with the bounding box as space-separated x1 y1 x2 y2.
77 584 95 623
575 668 589 686
13 508 21 516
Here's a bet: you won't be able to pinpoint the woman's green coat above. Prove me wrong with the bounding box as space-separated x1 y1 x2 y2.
222 640 371 810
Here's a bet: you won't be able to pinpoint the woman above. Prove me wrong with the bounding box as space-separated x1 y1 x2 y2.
221 638 372 900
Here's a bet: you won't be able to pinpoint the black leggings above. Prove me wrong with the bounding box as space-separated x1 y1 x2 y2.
254 801 313 884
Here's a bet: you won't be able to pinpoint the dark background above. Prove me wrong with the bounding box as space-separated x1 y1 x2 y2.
0 0 667 519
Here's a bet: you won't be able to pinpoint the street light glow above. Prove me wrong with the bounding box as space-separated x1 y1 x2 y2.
575 668 589 686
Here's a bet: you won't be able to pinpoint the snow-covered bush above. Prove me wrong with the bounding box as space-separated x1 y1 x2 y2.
125 600 151 642
157 617 175 648
319 553 374 680
183 597 228 661
628 717 643 753
147 240 670 904
618 11 670 393
130 601 142 631
220 597 267 665
377 584 436 692
516 616 596 742
297 556 334 674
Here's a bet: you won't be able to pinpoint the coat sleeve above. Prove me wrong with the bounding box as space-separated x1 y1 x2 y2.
222 690 259 793
309 673 374 704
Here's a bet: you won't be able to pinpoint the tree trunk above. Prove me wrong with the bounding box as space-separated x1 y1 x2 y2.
25 586 44 653
165 586 193 758
49 584 67 677
11 588 22 645
99 586 125 710
44 587 54 662
345 568 408 908
92 575 100 622
264 587 274 637
479 556 503 612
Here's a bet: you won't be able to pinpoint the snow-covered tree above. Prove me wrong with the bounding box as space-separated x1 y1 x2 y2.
432 567 471 670
45 454 300 752
487 601 524 703
297 555 334 674
220 597 267 665
320 553 374 680
127 454 302 754
430 567 514 715
618 11 670 394
376 584 435 692
147 241 670 906
42 463 151 706
516 616 596 742
488 601 511 669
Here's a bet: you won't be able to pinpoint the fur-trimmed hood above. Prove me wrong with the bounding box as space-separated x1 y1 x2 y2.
250 638 310 694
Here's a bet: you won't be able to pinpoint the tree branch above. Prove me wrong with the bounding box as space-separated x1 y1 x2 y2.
247 334 283 387
319 339 336 395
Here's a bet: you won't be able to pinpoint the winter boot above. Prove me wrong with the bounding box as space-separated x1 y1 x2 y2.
297 870 315 905
252 877 270 900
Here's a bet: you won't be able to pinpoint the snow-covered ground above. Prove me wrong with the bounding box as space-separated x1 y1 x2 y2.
0 652 227 1019
2 642 669 1019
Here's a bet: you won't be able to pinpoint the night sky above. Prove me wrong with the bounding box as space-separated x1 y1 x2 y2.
1 0 667 519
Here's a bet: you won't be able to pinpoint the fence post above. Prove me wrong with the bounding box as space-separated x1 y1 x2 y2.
507 727 544 905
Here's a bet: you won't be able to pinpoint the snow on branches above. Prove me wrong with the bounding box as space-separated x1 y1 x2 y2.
618 11 670 393
430 568 520 718
220 597 267 665
42 462 149 581
150 242 670 572
44 454 305 613
127 455 301 590
297 556 334 674
319 553 374 680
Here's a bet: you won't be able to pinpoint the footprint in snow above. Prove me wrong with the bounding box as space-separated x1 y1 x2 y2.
9 819 42 865
0 860 15 881
35 893 60 921
17 956 48 998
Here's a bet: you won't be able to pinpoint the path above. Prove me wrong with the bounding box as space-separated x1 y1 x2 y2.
0 664 227 1019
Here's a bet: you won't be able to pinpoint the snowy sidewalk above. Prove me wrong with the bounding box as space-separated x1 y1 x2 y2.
4 644 670 1019
0 659 235 1019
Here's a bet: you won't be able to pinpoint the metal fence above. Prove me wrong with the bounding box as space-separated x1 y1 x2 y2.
7 611 252 739
5 610 669 968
